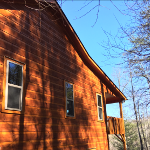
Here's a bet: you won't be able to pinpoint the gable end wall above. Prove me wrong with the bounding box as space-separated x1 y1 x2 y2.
0 2 110 150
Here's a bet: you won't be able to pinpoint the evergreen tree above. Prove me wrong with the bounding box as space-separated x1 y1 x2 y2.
112 120 140 150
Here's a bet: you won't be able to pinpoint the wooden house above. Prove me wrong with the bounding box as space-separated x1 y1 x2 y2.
0 0 127 149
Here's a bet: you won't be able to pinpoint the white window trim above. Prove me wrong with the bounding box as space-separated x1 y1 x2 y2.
97 93 103 121
65 82 74 117
5 60 23 111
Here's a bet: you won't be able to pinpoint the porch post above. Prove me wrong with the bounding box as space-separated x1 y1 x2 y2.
119 102 127 150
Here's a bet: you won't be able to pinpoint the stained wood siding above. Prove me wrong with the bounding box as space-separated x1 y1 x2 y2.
0 2 110 150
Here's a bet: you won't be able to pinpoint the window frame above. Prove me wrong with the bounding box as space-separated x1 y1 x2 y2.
2 57 26 114
96 93 104 121
64 81 75 118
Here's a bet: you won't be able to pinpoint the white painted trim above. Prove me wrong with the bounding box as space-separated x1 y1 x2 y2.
5 60 23 111
65 82 74 117
97 93 103 121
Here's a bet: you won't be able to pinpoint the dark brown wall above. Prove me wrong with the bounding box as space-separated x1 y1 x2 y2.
0 2 109 150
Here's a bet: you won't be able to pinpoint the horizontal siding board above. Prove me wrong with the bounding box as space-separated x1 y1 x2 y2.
25 89 64 100
0 65 100 92
25 90 63 103
0 131 107 138
0 10 100 82
0 41 100 86
25 81 99 103
23 106 100 120
0 113 107 128
24 107 65 117
0 9 73 58
0 121 106 131
6 5 67 42
0 141 104 150
0 17 100 82
25 98 64 110
24 88 99 108
26 82 63 95
0 6 89 73
0 123 106 133
26 68 101 92
25 97 96 112
0 132 106 143
25 77 100 98
0 116 107 129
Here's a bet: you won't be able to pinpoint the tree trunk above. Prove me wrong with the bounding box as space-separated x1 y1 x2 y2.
138 107 148 150
130 73 144 150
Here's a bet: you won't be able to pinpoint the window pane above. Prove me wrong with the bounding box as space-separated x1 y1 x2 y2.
8 62 22 86
98 95 102 107
99 107 103 120
67 100 74 116
66 83 73 99
7 86 21 109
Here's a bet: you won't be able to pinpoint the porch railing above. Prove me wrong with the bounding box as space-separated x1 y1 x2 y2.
107 116 125 134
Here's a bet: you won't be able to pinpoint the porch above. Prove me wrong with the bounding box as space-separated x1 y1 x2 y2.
105 92 127 150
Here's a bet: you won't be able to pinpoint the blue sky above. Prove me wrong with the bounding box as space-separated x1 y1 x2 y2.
59 1 134 117
60 0 131 76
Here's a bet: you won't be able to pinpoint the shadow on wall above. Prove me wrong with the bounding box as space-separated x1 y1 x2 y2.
0 2 107 150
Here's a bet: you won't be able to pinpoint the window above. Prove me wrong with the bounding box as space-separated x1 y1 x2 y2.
97 94 103 121
2 57 26 113
65 82 74 117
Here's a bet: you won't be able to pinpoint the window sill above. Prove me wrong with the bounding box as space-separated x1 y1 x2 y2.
65 116 76 119
2 102 24 114
97 119 104 123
